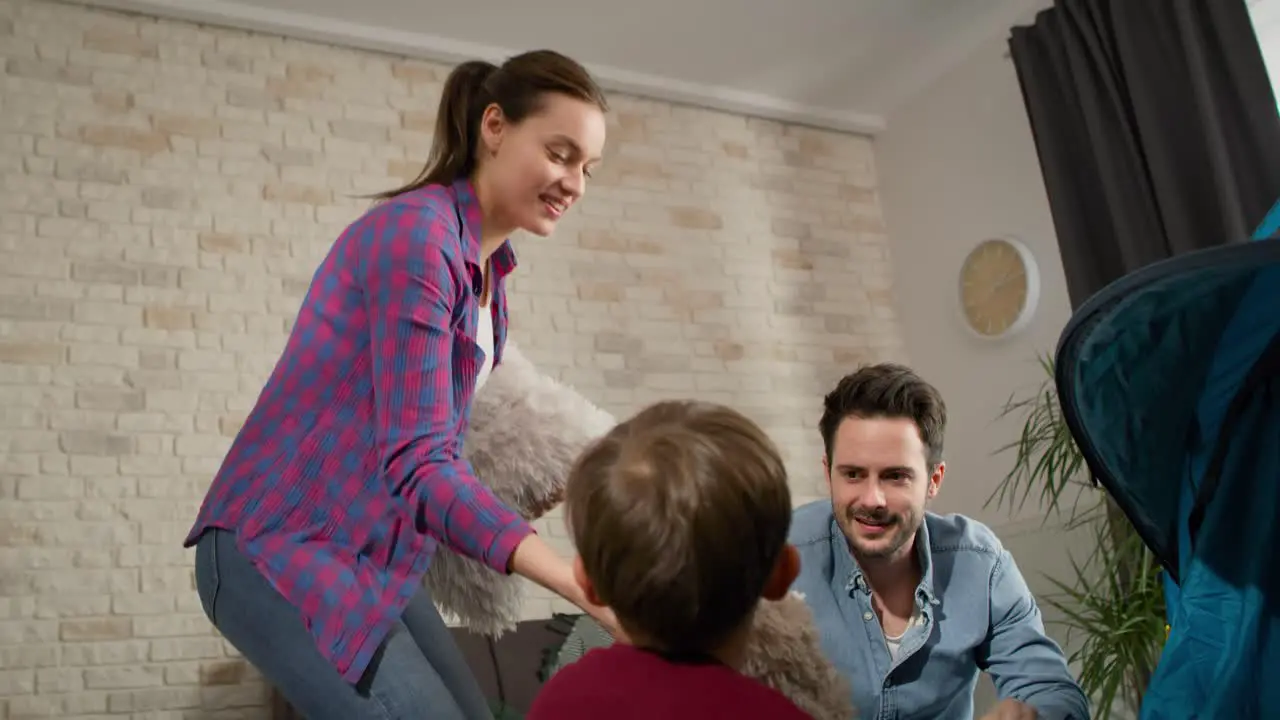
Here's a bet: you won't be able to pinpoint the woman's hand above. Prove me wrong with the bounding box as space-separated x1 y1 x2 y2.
508 533 628 642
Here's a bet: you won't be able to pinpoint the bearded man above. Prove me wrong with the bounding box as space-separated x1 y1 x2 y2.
788 364 1089 720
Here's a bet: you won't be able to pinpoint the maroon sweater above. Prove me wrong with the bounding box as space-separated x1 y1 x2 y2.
528 644 812 719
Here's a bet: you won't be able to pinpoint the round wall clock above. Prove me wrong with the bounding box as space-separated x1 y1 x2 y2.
957 236 1040 340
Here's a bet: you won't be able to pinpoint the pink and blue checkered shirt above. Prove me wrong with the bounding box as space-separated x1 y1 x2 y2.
184 178 534 683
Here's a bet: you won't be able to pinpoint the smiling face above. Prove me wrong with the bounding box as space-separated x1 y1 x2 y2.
824 415 944 563
476 92 607 237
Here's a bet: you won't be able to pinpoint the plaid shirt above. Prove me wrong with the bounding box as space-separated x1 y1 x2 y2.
184 179 534 683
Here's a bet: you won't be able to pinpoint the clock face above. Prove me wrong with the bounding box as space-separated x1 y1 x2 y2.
960 238 1031 338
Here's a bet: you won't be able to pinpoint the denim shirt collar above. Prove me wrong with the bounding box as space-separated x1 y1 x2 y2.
830 515 940 608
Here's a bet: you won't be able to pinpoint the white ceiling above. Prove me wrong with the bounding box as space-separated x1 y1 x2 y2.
76 0 1045 134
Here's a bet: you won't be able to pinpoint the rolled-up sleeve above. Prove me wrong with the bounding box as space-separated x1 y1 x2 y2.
979 549 1091 720
355 202 533 573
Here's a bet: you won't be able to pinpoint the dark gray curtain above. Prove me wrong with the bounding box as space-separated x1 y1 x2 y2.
1009 0 1280 307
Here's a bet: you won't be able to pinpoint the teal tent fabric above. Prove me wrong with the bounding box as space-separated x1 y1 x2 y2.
1055 230 1280 717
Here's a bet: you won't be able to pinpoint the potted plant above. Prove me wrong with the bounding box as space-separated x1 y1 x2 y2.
987 354 1167 719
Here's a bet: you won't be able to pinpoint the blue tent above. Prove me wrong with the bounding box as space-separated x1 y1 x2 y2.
1054 206 1280 718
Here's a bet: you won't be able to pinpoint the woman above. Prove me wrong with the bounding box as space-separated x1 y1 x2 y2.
184 49 614 719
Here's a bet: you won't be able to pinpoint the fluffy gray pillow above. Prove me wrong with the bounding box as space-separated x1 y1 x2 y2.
425 341 615 636
742 592 857 719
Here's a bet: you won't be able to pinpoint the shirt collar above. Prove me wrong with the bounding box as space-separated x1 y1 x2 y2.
451 178 517 280
831 512 939 607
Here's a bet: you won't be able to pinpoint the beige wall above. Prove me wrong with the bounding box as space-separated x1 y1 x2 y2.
0 0 905 715
877 14 1069 529
873 8 1097 713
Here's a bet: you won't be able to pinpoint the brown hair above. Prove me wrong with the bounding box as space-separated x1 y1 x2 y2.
373 50 608 200
819 363 947 469
564 400 793 654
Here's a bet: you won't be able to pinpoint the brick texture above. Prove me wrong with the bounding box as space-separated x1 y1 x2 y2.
0 0 905 716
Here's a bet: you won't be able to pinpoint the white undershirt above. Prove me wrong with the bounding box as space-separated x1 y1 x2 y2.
884 607 922 662
474 300 495 391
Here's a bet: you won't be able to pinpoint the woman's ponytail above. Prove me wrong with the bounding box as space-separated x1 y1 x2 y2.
372 60 497 200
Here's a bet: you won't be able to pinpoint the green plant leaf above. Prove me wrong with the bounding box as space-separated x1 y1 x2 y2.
988 352 1166 718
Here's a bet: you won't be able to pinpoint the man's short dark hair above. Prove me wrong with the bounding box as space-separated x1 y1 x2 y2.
819 363 947 469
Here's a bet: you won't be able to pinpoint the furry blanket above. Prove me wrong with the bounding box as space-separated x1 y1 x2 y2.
426 342 615 635
428 341 855 717
744 593 856 719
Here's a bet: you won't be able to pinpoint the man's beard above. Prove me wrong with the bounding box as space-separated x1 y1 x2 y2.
842 505 921 560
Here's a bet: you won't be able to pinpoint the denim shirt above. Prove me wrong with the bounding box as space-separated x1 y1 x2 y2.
788 501 1089 720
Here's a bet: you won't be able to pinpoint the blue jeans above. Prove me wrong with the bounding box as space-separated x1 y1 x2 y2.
194 528 494 720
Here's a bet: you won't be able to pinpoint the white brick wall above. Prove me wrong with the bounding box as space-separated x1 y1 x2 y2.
0 0 906 715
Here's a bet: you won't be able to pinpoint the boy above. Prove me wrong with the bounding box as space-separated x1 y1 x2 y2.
528 400 811 719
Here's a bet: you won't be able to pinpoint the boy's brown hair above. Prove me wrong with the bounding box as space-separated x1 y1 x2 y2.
564 400 793 653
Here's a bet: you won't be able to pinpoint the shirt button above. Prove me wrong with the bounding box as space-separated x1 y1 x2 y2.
863 612 873 621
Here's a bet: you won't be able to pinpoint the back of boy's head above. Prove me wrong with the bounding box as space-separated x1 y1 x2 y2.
564 399 793 654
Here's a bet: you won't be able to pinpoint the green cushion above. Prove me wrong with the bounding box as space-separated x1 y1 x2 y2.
537 613 617 682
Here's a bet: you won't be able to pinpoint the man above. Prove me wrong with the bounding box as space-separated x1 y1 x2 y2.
789 364 1089 720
